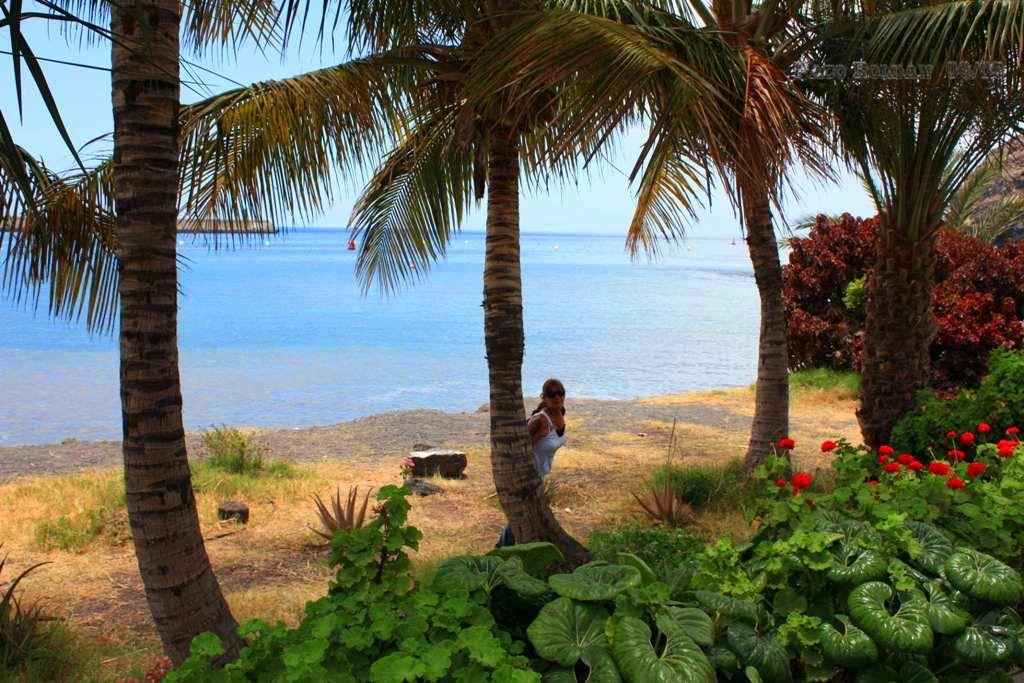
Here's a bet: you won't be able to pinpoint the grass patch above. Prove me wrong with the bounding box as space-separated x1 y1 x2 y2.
4 473 130 553
789 368 860 398
191 426 304 498
588 525 706 573
649 458 750 512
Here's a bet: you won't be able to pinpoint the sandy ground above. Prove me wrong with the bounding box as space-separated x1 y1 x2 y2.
0 387 861 678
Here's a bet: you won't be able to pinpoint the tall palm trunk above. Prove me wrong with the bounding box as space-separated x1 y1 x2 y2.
483 126 587 566
857 226 937 448
111 0 242 664
742 186 790 471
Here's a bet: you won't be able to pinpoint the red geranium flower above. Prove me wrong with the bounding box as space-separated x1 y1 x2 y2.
897 453 914 465
878 455 889 464
883 462 901 473
776 479 787 487
946 478 965 490
791 472 813 490
868 480 879 486
879 445 895 456
908 460 924 471
778 437 796 450
947 430 958 438
967 462 987 478
820 440 838 452
929 461 952 476
948 449 966 461
998 440 1016 457
960 432 976 446
1008 426 1021 436
978 423 991 434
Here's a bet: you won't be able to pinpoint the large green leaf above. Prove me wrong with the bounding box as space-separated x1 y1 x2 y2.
944 548 1024 607
610 615 715 683
708 645 741 677
488 542 564 577
826 549 889 585
527 597 610 667
848 582 933 654
616 553 657 586
540 647 622 682
694 591 760 624
953 610 1017 668
725 623 793 683
906 522 954 577
495 557 551 598
818 615 879 668
548 564 642 602
660 606 713 646
432 556 504 594
922 582 969 635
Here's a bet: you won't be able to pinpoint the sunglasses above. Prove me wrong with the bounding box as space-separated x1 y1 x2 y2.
544 390 566 398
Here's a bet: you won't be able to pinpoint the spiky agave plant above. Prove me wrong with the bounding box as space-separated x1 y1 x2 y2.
310 486 375 543
0 546 52 670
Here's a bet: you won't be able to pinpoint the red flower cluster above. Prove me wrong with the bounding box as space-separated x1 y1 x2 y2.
967 462 987 478
883 462 901 473
791 472 813 491
868 480 879 486
908 460 924 471
948 449 966 461
978 423 991 434
879 445 895 456
998 440 1018 457
778 437 796 450
897 453 914 465
947 430 958 438
878 455 889 464
776 479 787 487
820 440 838 452
947 478 966 490
960 432 976 446
1009 426 1021 436
929 461 952 476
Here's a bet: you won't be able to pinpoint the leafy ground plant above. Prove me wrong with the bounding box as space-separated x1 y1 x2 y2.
165 487 538 682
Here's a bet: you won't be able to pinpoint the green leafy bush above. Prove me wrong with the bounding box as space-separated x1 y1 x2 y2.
648 458 748 510
588 525 705 573
842 275 866 314
199 426 273 475
34 477 128 552
891 350 1024 455
165 487 538 682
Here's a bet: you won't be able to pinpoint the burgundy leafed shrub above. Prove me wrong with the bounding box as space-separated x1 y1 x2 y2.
784 215 1024 390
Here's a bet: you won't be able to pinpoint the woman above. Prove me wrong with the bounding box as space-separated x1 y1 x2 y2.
496 378 567 547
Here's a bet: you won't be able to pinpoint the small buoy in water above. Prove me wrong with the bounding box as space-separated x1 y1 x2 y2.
553 245 560 251
410 262 417 270
687 244 694 252
731 238 737 246
347 239 356 250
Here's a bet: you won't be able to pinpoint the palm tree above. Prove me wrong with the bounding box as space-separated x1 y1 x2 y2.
476 1 831 471
813 0 1024 447
944 147 1024 244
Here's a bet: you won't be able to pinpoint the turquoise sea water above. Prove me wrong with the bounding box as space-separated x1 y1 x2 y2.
0 229 759 445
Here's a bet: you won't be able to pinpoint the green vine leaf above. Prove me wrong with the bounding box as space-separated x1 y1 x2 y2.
527 597 609 667
945 548 1024 607
847 582 933 654
611 615 715 683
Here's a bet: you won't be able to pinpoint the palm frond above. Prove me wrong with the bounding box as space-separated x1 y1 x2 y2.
178 57 403 242
869 0 1024 64
350 105 475 295
0 153 118 332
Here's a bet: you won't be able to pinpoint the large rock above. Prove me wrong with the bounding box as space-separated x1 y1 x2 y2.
408 448 467 479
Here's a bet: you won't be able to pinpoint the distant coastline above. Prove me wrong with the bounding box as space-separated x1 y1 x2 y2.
1 218 277 234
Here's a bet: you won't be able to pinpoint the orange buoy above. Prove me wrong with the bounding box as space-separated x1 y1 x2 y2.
347 239 356 251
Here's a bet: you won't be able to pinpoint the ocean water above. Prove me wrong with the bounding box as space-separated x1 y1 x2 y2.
0 229 759 445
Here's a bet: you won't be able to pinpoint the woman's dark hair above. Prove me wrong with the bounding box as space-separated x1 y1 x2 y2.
532 378 566 416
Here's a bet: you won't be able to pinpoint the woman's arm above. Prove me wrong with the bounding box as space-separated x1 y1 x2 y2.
528 413 549 446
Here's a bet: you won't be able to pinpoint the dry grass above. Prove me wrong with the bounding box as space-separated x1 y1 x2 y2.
0 386 860 680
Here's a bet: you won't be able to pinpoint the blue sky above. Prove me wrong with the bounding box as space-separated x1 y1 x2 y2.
3 20 878 237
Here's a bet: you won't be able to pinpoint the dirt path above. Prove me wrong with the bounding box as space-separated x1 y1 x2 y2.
0 396 758 481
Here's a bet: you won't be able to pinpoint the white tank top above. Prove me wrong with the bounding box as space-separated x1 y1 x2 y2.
531 410 566 479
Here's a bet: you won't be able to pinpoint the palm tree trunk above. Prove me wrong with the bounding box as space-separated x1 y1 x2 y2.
857 226 937 448
742 187 790 472
112 0 242 665
483 125 588 566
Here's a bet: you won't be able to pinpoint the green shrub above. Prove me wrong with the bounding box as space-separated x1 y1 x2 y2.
649 459 749 510
166 487 538 682
842 275 866 313
588 525 705 572
200 426 268 475
891 349 1024 455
